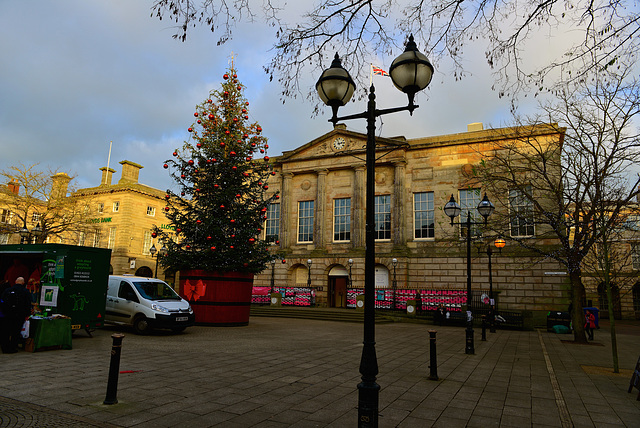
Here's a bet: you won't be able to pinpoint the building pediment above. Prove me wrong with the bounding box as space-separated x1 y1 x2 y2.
275 126 408 171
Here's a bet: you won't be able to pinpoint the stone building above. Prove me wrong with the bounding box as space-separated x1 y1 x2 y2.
252 123 573 324
74 160 171 281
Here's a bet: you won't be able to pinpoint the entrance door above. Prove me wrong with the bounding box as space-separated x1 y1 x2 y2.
329 276 348 308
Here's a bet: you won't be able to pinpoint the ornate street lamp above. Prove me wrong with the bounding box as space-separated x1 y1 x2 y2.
307 259 312 289
317 35 433 427
444 193 495 355
348 259 354 288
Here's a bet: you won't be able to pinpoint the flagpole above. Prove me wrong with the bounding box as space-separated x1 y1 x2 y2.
369 64 373 87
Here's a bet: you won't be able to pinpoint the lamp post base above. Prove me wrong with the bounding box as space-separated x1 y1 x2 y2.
357 380 380 427
465 323 474 355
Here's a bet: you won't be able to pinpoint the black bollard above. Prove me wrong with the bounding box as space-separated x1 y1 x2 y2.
103 333 125 405
428 330 438 381
481 316 487 341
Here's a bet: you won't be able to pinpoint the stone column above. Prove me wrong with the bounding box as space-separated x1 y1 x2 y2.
281 173 293 248
393 161 407 246
353 164 366 248
315 169 328 248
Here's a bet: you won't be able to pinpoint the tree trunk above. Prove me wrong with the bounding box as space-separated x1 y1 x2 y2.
605 281 620 373
570 270 588 343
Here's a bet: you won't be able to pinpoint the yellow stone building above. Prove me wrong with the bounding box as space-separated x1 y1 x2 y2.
74 160 172 282
253 123 575 323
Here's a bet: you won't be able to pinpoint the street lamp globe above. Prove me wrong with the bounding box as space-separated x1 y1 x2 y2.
149 244 157 257
392 258 398 267
389 34 434 109
494 238 506 250
19 224 30 240
159 244 168 256
477 193 495 221
316 53 356 122
31 223 43 237
444 194 462 223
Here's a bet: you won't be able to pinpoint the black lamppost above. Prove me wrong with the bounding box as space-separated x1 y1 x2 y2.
149 242 168 278
392 258 398 310
490 238 506 333
316 35 433 427
307 259 312 289
444 193 495 354
348 259 354 288
270 259 277 294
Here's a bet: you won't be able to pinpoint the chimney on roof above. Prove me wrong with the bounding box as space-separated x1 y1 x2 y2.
51 173 71 199
100 167 116 186
7 179 19 195
118 160 143 184
467 122 484 132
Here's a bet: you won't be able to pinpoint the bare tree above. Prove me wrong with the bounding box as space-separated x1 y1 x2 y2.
1 164 97 244
472 61 640 343
583 206 640 371
150 0 640 102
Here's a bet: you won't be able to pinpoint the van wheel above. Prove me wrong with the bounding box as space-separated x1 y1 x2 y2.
133 315 151 335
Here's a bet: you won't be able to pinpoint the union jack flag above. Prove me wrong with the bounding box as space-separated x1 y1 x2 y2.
372 66 389 77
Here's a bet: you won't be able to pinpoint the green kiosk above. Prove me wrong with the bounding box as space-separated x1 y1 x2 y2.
0 244 111 350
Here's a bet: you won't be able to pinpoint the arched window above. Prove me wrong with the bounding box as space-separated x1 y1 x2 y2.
135 266 153 278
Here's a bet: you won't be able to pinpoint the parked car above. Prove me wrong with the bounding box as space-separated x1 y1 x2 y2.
106 275 194 334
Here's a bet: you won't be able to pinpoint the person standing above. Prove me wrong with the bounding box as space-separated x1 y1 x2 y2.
1 277 32 353
584 309 596 341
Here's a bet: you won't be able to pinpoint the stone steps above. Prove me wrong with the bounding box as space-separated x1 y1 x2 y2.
250 305 392 323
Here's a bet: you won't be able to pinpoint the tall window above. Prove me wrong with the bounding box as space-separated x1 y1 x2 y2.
113 201 120 212
98 203 104 214
298 201 314 243
92 231 100 248
510 186 535 237
334 198 351 242
146 206 156 217
0 209 9 223
375 195 391 240
78 231 85 246
108 227 116 249
632 244 640 270
414 192 434 239
142 231 152 255
265 203 280 242
459 188 481 238
32 212 40 223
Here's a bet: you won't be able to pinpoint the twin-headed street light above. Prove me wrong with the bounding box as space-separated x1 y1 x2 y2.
316 35 433 427
149 242 168 278
444 193 495 354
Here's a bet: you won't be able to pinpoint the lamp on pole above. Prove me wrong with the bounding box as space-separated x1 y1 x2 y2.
348 259 354 288
392 258 398 310
317 35 433 427
307 259 312 289
19 222 42 244
444 193 495 354
149 243 167 278
490 238 506 333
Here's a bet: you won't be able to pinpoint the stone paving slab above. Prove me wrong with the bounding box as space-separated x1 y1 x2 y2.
0 317 639 427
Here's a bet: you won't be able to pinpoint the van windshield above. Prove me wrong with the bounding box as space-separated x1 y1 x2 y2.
132 281 181 301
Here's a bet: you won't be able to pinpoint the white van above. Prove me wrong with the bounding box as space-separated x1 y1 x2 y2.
106 275 195 334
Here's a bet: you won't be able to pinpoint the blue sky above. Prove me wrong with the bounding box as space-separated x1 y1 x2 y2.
0 1 558 193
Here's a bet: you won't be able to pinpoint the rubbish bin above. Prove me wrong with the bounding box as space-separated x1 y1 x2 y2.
547 311 571 332
583 307 600 328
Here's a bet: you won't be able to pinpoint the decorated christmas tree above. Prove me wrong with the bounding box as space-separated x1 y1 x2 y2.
155 66 278 274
